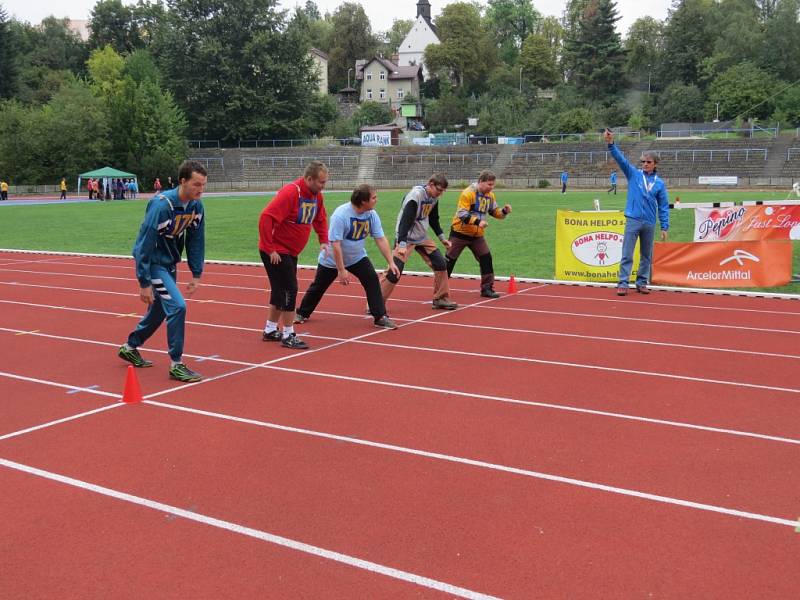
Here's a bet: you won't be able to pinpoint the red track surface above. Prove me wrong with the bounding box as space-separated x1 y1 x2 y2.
1 251 799 598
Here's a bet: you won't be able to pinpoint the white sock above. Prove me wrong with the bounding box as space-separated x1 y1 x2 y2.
122 343 133 351
171 359 181 367
282 325 294 338
264 320 278 333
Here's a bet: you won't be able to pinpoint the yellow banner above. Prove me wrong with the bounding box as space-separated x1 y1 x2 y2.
554 210 639 282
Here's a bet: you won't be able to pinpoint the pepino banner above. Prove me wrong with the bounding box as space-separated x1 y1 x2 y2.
555 210 637 282
693 205 800 242
652 240 792 288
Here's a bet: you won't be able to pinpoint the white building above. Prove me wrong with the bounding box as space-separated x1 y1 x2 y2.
309 47 328 95
356 57 422 108
397 0 440 79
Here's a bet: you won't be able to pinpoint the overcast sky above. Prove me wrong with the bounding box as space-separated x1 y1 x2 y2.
3 0 671 36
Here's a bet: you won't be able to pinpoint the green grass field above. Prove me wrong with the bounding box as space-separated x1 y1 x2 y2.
1 188 798 294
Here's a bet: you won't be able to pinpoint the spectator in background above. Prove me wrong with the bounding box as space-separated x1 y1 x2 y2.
0 179 8 201
607 169 618 195
59 177 67 200
258 160 330 350
154 177 162 194
167 176 174 189
87 178 94 200
560 170 568 194
445 170 511 298
604 128 669 296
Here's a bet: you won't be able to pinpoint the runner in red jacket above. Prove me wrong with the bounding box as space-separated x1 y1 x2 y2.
258 160 329 349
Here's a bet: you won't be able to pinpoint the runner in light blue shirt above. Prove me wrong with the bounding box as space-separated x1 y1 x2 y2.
295 184 400 329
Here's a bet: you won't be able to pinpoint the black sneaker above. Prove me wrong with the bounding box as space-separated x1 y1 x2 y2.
374 315 398 329
281 333 309 350
262 329 282 341
169 363 203 383
118 345 153 368
294 314 308 324
480 289 500 298
432 297 458 310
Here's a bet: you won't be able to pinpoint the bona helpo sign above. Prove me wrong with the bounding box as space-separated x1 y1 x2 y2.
555 210 637 282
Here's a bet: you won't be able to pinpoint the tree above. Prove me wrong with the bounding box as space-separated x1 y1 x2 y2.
519 34 560 90
153 0 323 140
0 6 19 100
8 17 89 105
88 46 187 186
88 0 144 53
758 0 800 82
352 101 394 128
378 19 413 57
624 17 664 91
562 0 626 102
327 3 378 92
0 81 110 184
661 0 718 86
772 84 800 127
486 0 541 65
287 1 334 52
654 82 705 123
423 2 499 93
706 62 778 121
423 87 468 132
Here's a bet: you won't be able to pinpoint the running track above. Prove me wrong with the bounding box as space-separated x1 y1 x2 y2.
1 250 798 598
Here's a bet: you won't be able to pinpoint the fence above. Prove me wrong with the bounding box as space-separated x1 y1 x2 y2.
510 148 768 164
381 153 496 165
788 148 800 160
657 127 778 139
193 157 225 168
241 155 359 168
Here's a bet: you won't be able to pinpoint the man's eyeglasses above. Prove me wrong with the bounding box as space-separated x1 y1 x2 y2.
433 185 446 193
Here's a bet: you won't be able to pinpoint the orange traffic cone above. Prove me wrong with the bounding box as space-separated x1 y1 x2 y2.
122 365 143 403
508 274 518 294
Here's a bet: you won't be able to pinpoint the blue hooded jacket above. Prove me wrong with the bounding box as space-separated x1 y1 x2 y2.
132 187 205 288
609 143 669 230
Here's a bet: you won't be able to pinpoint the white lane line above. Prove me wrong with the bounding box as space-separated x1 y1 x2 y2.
475 304 800 335
0 403 123 441
1 324 798 446
259 365 800 446
0 279 426 306
141 292 499 400
0 371 120 399
522 291 800 317
139 401 799 529
0 458 499 600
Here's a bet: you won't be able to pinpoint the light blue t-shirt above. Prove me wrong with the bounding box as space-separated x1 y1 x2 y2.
319 202 385 268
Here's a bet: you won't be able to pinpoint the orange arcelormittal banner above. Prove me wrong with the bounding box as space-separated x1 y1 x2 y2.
693 205 800 241
652 241 792 288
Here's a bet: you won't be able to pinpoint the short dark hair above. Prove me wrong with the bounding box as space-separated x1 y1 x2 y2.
178 160 208 182
351 183 375 207
428 172 448 189
477 170 496 183
304 160 328 180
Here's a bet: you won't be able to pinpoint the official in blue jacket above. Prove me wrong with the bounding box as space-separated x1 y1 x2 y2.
604 129 669 296
118 160 208 382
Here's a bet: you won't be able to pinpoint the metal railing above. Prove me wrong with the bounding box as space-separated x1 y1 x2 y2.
379 153 496 165
788 148 800 160
193 157 225 168
657 127 778 139
509 148 768 163
241 155 359 168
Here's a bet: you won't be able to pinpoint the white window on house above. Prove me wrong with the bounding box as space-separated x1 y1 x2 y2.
380 71 385 80
397 89 404 100
380 89 385 100
367 72 372 80
367 89 372 100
